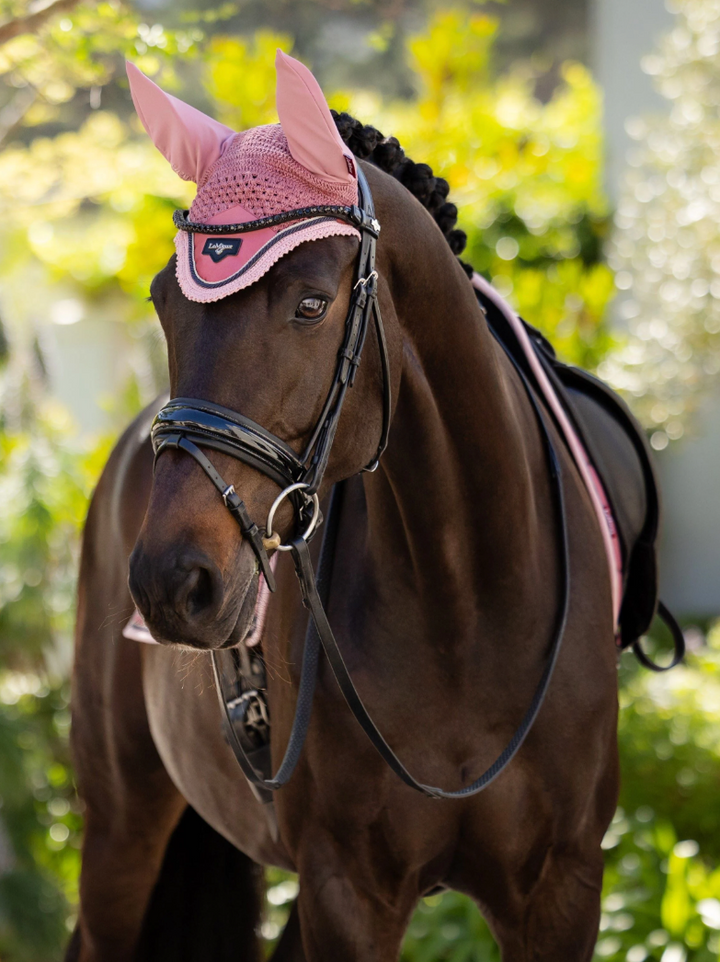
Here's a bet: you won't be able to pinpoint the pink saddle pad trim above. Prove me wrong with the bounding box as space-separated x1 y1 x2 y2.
471 273 623 629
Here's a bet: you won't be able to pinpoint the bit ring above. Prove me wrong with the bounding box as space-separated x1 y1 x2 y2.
265 482 321 552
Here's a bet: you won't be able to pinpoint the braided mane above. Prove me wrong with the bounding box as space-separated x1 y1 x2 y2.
331 111 472 277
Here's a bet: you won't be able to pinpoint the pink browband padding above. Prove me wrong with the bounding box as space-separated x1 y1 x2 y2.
471 273 623 628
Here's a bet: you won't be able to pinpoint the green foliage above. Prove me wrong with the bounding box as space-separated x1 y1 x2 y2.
408 11 497 101
366 10 615 368
0 679 80 962
0 404 94 669
0 110 191 303
0 1 205 132
401 892 499 962
0 383 105 958
205 31 293 130
617 631 720 862
0 8 617 365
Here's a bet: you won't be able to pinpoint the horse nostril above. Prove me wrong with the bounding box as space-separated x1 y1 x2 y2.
128 546 151 617
173 559 224 623
182 565 215 618
128 545 225 634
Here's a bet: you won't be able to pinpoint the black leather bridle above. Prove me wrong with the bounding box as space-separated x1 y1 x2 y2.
151 164 574 817
153 167 391 594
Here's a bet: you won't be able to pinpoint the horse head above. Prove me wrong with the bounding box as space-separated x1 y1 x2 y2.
127 53 401 649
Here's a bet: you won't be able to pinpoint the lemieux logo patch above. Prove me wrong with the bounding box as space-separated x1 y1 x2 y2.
202 237 242 263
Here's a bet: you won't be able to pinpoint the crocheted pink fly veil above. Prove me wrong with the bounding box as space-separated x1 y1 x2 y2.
127 51 360 303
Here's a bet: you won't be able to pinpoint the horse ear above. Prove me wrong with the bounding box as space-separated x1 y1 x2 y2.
275 49 356 185
126 62 236 183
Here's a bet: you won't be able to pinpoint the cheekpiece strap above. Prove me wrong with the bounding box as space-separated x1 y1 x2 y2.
164 160 574 803
298 165 390 492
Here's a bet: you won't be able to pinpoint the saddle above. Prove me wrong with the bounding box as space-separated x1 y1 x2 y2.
476 286 682 662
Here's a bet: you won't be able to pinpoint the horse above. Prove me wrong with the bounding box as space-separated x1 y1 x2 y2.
68 52 632 962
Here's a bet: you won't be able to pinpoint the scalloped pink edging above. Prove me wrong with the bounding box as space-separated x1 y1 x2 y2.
174 220 360 303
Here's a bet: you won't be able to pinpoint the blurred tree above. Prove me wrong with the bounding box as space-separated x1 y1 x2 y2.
0 678 82 962
0 320 111 956
0 0 590 158
0 7 615 368
356 9 616 368
600 0 720 450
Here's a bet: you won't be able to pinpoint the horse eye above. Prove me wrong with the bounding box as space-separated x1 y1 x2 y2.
295 296 328 321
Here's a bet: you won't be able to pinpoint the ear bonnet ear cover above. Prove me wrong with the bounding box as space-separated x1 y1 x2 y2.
275 50 356 183
127 52 360 303
126 61 236 184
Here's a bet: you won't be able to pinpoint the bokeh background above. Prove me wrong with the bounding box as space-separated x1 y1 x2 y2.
0 0 719 959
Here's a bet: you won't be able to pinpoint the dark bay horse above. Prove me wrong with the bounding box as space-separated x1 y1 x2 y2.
69 90 623 962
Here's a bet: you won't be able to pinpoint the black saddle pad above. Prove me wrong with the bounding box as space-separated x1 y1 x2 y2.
475 288 659 649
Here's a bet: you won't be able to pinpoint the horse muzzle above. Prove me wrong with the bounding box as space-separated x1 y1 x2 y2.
128 537 260 650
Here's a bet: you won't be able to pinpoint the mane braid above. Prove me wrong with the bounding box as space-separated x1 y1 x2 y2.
331 111 473 278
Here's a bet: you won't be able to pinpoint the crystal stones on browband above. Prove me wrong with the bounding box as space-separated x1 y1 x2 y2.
172 206 380 237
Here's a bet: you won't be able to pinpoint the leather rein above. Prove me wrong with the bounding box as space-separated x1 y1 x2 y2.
152 166 573 804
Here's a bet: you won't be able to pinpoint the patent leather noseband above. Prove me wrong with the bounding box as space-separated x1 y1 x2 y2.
152 167 390 593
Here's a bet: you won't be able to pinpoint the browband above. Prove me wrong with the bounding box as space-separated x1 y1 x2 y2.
173 205 380 237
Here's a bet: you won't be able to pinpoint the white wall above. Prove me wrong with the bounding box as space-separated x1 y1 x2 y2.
43 314 135 435
658 391 720 615
591 0 673 203
591 0 720 616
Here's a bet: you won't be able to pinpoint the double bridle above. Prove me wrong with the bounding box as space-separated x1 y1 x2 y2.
151 164 572 815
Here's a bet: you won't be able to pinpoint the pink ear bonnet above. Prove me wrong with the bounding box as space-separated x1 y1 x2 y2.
127 51 359 303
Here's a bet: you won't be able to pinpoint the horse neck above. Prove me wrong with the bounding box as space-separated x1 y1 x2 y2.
363 219 549 640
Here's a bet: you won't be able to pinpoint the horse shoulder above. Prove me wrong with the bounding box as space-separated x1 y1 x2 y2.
72 398 166 810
